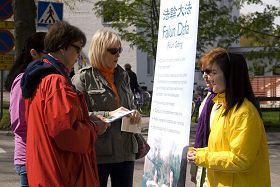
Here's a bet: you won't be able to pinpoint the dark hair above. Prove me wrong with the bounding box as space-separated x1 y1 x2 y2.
214 52 261 116
124 63 131 70
44 21 86 53
4 32 46 91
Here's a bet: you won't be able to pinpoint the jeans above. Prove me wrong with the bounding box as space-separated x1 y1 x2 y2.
15 164 28 187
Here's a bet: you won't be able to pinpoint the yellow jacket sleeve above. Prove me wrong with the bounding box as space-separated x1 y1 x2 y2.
195 109 263 173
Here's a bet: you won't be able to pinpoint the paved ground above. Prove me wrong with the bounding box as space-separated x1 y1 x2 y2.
2 118 279 186
134 119 280 187
0 90 279 186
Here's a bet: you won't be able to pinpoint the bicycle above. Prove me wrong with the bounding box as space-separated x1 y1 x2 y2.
133 89 151 114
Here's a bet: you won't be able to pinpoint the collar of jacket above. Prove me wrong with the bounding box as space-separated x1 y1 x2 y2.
212 93 226 107
92 65 126 88
21 54 75 99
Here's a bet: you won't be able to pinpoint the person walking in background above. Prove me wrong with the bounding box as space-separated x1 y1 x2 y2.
188 49 271 187
190 49 227 187
124 63 140 94
4 32 46 187
21 21 107 186
72 29 141 187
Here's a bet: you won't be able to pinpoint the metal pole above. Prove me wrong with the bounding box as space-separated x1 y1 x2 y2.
0 70 3 120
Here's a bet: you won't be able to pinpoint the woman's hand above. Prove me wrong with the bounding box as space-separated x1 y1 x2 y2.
96 123 110 135
187 148 197 163
89 114 110 135
128 110 141 124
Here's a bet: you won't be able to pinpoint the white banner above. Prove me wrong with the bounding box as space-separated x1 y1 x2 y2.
142 1 199 186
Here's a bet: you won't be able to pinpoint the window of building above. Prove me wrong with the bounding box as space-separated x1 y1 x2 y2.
147 56 155 75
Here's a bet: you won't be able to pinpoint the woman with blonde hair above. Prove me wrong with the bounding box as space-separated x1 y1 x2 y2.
72 29 141 187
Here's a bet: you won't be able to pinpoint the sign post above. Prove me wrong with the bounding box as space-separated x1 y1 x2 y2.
0 0 14 119
142 1 200 186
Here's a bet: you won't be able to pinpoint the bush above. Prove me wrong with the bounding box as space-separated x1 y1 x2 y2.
262 111 280 131
0 108 11 130
140 105 151 117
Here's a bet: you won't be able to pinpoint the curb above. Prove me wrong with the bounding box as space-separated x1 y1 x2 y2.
0 130 13 136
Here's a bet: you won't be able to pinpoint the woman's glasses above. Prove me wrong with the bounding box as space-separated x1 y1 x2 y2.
201 69 212 75
107 47 123 55
71 44 82 54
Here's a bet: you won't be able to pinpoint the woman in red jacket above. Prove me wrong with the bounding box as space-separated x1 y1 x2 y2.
21 21 108 187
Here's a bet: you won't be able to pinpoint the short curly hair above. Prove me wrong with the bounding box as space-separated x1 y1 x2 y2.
44 21 86 53
197 47 227 68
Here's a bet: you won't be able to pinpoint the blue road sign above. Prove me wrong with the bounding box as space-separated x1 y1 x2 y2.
37 1 63 28
0 0 13 21
0 29 14 53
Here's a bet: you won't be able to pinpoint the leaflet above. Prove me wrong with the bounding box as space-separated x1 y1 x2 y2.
104 110 134 123
121 117 142 133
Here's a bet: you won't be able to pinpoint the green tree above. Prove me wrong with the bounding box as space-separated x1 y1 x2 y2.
93 0 280 62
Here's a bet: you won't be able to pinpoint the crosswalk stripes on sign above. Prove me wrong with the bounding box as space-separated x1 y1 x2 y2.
37 1 63 28
39 3 60 24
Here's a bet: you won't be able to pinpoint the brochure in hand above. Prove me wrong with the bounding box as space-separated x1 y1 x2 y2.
121 117 142 133
104 110 134 123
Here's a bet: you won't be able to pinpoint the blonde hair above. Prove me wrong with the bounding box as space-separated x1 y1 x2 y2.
88 29 121 68
198 47 227 68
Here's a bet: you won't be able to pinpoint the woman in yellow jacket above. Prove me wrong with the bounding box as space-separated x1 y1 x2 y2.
187 49 271 187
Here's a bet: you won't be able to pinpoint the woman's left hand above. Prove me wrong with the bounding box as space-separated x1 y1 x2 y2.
89 114 111 135
187 150 197 163
129 110 141 124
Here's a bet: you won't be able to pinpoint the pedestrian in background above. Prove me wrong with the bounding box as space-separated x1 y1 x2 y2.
72 29 141 187
4 32 46 187
21 21 106 186
124 63 140 94
188 49 271 187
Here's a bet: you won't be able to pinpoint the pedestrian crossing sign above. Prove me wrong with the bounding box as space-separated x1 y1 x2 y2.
37 1 63 28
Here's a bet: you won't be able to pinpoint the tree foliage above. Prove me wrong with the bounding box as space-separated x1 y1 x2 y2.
13 0 280 66
93 0 280 63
